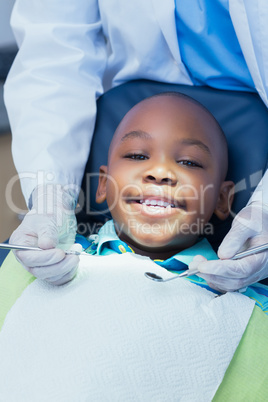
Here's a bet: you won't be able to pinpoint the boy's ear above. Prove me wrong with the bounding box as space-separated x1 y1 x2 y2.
214 181 235 221
96 165 108 204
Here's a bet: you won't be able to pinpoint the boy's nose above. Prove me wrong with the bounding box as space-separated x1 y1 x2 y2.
143 166 177 185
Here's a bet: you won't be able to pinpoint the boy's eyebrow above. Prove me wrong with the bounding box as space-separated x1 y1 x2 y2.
120 130 152 142
119 131 211 155
180 138 212 155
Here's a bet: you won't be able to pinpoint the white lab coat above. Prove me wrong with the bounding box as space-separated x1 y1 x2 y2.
4 0 268 204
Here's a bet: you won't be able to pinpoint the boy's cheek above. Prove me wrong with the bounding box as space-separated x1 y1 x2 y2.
182 184 218 215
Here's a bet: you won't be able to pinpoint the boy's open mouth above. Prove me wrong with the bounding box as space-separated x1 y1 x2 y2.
136 199 176 208
126 197 187 210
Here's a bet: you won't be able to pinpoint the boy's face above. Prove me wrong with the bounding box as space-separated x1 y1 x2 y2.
97 96 233 255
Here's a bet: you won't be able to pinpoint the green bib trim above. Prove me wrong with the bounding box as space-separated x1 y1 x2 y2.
213 306 268 400
0 252 36 331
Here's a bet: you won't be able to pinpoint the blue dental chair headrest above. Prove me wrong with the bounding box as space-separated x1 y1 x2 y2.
77 80 268 251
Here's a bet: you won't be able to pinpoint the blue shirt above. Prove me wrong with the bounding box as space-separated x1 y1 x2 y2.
174 0 255 92
77 220 268 314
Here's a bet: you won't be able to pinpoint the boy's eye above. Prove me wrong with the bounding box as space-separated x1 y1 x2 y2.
178 160 202 168
124 153 148 161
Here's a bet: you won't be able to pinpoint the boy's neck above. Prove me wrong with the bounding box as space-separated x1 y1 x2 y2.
123 244 178 260
117 232 198 260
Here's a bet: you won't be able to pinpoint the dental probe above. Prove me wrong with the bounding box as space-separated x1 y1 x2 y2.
231 242 268 259
0 243 82 255
144 242 268 282
1 242 267 265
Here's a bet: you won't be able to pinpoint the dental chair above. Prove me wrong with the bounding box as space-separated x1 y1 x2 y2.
1 80 268 273
1 80 268 402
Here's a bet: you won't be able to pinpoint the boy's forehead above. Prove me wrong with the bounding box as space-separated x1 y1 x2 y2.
112 95 216 143
108 94 228 179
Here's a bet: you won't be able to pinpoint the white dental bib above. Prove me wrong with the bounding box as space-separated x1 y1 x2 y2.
0 253 254 401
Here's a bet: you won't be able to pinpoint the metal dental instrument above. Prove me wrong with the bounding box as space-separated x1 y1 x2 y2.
144 270 200 282
0 243 82 255
230 242 268 260
1 242 268 265
144 243 268 282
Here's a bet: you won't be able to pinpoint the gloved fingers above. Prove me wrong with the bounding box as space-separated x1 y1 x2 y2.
25 255 79 282
217 229 252 259
189 257 234 291
69 243 83 253
197 273 249 293
37 225 59 249
190 252 268 291
218 204 265 259
192 253 265 278
58 218 77 245
9 219 59 250
188 255 207 271
231 203 264 233
14 248 66 268
45 264 78 286
217 216 260 259
9 229 38 248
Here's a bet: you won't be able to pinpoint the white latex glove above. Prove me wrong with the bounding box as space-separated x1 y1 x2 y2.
9 185 79 285
189 202 268 292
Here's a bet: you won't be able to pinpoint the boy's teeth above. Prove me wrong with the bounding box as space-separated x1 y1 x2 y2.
141 199 175 208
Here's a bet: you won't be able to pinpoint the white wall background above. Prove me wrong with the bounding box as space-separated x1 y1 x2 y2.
0 0 16 46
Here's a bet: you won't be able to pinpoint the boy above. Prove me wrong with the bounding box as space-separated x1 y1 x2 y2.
80 92 268 303
0 93 267 400
93 92 234 262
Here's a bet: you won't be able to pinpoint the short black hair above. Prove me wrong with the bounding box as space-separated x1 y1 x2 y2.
147 91 227 146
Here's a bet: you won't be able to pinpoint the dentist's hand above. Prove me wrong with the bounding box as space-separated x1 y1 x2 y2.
9 185 79 285
189 202 268 292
